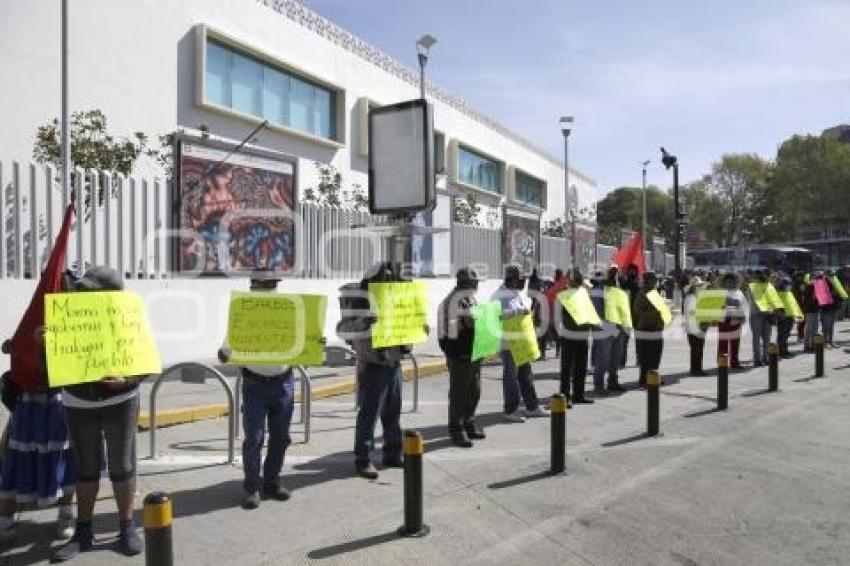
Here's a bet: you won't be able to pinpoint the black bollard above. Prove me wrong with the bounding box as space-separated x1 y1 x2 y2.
717 355 729 411
143 492 173 566
646 371 660 436
398 430 429 537
768 343 779 392
814 333 825 377
550 394 567 474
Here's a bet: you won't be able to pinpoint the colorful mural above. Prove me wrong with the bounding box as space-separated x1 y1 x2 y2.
503 212 540 274
176 139 296 274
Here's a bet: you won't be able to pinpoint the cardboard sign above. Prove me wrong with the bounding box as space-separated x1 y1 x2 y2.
777 291 803 320
471 301 502 362
226 292 327 366
604 287 632 328
749 282 783 312
813 279 834 307
369 281 428 348
557 287 602 326
646 290 673 326
503 314 540 366
45 291 161 387
695 290 728 323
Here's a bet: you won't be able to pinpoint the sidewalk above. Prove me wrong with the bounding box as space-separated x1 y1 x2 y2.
3 325 850 565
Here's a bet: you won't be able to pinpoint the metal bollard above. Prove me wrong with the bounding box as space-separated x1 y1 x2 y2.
550 394 567 474
814 333 825 377
397 430 429 537
717 355 729 411
143 492 173 566
646 371 660 436
768 343 779 391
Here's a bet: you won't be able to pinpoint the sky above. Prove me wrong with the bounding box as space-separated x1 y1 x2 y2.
303 0 850 197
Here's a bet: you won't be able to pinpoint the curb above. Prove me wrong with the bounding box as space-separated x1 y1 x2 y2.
137 360 447 431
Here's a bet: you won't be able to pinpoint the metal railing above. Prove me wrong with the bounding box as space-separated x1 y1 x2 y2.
233 366 313 443
148 362 236 464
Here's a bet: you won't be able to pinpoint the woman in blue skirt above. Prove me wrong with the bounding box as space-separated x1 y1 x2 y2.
0 336 76 541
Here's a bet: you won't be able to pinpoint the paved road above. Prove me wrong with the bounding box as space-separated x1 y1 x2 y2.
3 324 850 565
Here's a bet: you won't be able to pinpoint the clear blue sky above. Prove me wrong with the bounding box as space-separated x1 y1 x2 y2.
303 0 850 197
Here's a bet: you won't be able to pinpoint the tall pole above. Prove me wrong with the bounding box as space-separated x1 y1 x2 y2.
565 137 574 268
61 0 70 201
418 53 426 100
673 162 682 275
641 160 649 260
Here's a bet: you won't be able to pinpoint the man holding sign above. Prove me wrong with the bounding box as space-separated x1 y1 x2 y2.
633 272 669 388
52 267 155 562
219 270 307 510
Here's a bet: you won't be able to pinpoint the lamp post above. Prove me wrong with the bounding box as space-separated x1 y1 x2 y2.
560 116 574 268
641 159 650 260
660 147 684 277
61 0 70 203
415 34 437 100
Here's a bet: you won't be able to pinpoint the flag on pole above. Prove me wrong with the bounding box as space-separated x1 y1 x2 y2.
611 233 647 275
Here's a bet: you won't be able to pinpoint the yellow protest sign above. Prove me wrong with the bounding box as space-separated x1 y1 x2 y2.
503 314 540 366
44 291 161 387
226 292 327 366
369 281 428 348
777 291 803 320
557 287 602 326
695 290 728 324
603 287 632 328
646 290 673 326
748 282 783 312
829 276 849 300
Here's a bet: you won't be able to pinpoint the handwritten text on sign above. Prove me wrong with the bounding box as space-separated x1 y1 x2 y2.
45 291 162 387
369 282 428 348
226 292 327 366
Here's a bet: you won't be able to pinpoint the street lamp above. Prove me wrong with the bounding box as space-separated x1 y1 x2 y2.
560 116 575 268
660 147 685 277
641 159 650 259
416 34 437 100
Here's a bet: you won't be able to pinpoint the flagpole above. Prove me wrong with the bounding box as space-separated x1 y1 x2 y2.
61 0 70 202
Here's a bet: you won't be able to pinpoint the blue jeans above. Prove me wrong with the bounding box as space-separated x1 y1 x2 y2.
777 318 794 356
501 350 539 414
354 362 402 466
821 309 837 344
241 370 295 494
592 331 624 390
750 312 772 364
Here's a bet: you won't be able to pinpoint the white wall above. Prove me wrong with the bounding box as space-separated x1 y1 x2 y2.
0 0 594 223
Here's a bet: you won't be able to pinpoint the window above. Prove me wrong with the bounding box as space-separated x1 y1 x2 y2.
204 39 337 140
458 147 501 192
515 171 544 208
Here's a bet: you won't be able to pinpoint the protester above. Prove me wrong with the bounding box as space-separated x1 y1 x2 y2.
683 275 709 376
823 270 843 347
218 270 295 509
494 266 548 421
53 267 146 562
747 270 775 366
802 272 825 351
557 271 595 403
437 268 485 448
591 267 627 394
337 262 409 480
619 264 641 368
775 277 797 358
547 268 567 357
718 273 746 368
792 272 807 343
527 268 547 359
633 271 666 387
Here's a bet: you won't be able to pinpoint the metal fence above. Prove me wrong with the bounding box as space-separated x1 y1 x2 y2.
451 222 502 279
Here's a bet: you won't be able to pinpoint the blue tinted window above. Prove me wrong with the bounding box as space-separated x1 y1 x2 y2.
204 39 336 140
516 172 544 207
458 147 501 192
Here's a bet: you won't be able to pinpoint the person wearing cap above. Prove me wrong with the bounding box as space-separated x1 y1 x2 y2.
556 270 595 404
683 275 709 376
438 268 485 447
633 271 665 387
218 270 295 510
53 267 146 562
493 265 548 422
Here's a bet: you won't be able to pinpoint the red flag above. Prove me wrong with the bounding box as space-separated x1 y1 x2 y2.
612 233 647 275
544 276 569 309
10 201 75 391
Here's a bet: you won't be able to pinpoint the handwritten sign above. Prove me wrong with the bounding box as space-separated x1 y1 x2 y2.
369 282 428 348
471 301 502 361
813 279 834 307
44 291 161 387
604 287 632 328
557 287 601 326
829 276 849 300
695 290 728 324
226 292 327 366
777 291 803 320
749 282 783 312
646 290 673 326
503 314 539 366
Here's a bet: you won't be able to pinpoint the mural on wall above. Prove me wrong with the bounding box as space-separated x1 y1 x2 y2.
176 138 297 274
503 212 540 274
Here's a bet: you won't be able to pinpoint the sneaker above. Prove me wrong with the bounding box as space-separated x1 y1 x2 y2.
242 491 260 510
56 511 75 540
524 406 550 418
450 430 473 448
51 526 93 563
262 485 291 501
117 526 143 557
356 462 379 480
504 410 526 423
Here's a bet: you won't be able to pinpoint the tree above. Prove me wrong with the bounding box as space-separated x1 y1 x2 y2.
453 192 481 226
33 109 148 215
302 162 367 211
704 153 772 246
595 186 673 247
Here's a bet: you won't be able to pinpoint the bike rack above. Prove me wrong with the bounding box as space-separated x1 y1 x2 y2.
234 366 312 444
149 362 236 464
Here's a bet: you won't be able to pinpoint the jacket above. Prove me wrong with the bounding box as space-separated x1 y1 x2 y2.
438 288 477 360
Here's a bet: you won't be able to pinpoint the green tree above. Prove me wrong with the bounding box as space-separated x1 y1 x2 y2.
595 186 673 246
704 153 772 246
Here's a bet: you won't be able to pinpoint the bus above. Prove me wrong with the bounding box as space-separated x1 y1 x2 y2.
689 245 817 273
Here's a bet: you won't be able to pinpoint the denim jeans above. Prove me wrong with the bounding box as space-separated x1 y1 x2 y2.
354 362 402 466
777 318 794 355
821 309 837 344
750 312 772 365
241 370 295 494
501 350 539 414
592 331 623 390
804 313 820 350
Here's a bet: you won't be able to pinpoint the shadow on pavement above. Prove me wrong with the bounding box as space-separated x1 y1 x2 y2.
601 432 651 448
683 407 722 418
307 530 398 559
487 470 555 490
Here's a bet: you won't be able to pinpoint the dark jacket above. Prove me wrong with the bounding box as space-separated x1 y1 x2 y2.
633 291 665 333
438 288 477 359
